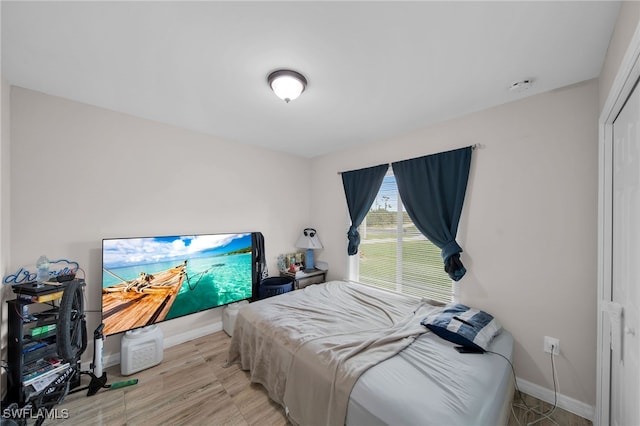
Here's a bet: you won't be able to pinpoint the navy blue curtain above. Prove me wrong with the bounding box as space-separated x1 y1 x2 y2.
341 164 389 255
392 146 472 281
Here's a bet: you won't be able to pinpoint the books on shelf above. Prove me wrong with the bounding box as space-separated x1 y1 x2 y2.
23 341 57 365
25 364 74 397
23 341 48 353
29 368 63 392
12 281 67 297
23 360 69 386
16 290 64 303
30 323 57 338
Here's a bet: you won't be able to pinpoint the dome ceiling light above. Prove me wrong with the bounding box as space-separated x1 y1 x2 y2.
268 69 307 103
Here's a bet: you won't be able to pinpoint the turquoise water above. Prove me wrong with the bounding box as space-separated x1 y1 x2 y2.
102 252 252 320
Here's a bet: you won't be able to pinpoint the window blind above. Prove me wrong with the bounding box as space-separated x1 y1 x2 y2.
354 171 453 303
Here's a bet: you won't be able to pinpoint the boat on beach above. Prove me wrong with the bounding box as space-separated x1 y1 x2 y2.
102 260 187 336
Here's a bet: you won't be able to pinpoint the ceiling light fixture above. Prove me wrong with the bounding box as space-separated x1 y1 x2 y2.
268 69 307 103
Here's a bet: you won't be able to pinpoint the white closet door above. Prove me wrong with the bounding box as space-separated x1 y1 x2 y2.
611 80 640 426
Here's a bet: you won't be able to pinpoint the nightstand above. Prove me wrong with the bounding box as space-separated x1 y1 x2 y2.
280 269 327 290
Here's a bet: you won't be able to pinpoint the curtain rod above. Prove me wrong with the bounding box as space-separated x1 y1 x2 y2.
336 144 480 175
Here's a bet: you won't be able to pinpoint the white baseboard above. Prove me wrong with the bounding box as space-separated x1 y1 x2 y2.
102 320 223 369
163 321 223 348
516 377 595 422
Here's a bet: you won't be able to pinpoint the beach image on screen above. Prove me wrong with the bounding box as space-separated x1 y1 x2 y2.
101 233 252 336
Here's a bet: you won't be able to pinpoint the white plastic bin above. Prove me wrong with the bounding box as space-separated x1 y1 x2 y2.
121 324 163 375
223 300 249 336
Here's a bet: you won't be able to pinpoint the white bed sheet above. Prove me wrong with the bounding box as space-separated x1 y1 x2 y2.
346 329 514 426
228 280 514 426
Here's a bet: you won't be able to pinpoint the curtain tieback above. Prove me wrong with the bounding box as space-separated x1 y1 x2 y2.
441 240 466 281
441 240 463 262
347 225 361 256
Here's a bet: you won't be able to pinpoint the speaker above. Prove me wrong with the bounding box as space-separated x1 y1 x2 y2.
120 325 163 375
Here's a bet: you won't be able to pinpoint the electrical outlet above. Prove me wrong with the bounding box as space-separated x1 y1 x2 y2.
544 336 560 355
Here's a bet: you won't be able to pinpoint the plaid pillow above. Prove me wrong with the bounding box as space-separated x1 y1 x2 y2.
421 304 502 352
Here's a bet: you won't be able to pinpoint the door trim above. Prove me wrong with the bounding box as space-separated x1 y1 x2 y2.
597 20 640 426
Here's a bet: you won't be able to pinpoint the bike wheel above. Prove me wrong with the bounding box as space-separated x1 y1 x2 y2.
56 280 86 362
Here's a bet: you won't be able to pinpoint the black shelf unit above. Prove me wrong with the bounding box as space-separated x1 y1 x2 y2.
4 282 80 408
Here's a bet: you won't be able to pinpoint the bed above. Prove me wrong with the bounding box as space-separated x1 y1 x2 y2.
226 280 514 426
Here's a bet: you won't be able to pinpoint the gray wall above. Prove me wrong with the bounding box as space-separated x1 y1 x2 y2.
1 70 12 399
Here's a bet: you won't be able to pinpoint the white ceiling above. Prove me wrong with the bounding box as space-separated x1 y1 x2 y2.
2 1 621 158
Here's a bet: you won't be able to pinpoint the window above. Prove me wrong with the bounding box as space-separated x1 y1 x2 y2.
350 170 453 303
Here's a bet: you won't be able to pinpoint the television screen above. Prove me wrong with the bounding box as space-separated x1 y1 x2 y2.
101 233 253 336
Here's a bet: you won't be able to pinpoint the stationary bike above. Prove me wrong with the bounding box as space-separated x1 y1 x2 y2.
56 280 137 397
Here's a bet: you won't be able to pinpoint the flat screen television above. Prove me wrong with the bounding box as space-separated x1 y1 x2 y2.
101 232 253 336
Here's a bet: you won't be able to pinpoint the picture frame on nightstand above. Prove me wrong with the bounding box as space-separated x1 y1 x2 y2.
278 252 306 273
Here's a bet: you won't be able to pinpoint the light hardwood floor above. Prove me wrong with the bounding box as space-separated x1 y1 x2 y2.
46 331 591 425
